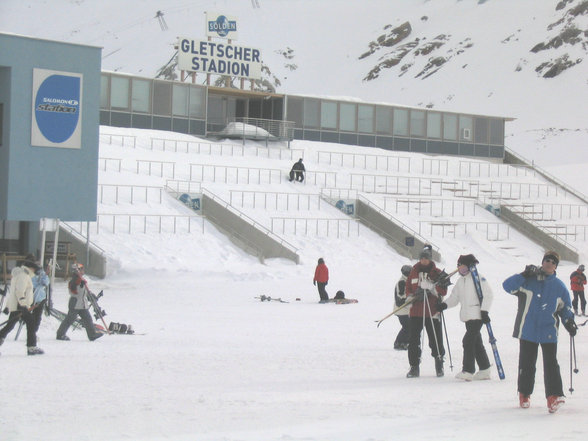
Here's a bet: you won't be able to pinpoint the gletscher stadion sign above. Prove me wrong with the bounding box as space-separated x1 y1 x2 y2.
177 12 262 80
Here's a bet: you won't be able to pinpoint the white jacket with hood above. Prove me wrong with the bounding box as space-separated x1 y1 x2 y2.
443 271 493 322
7 265 35 312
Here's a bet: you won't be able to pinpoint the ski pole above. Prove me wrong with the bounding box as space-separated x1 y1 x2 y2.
572 336 579 374
569 336 575 394
440 311 453 371
424 292 443 366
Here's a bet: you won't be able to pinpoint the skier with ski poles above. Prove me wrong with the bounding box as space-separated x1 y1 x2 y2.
570 264 586 316
56 263 104 342
503 250 577 413
405 245 452 378
437 254 493 381
0 256 45 355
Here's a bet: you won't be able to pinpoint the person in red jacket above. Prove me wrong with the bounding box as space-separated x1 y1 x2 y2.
405 245 450 378
570 264 586 316
313 258 329 303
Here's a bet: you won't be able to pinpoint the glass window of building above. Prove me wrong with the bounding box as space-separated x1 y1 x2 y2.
340 103 356 132
110 76 129 109
427 112 442 139
459 115 473 142
131 79 151 113
393 108 409 136
358 105 374 133
286 96 303 127
303 99 320 128
100 75 109 109
443 114 457 140
172 84 189 116
410 110 426 137
189 86 206 119
489 119 504 145
376 106 392 134
475 117 489 144
321 101 337 129
153 81 172 116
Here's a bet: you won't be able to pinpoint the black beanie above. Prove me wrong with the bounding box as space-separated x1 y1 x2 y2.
457 254 479 267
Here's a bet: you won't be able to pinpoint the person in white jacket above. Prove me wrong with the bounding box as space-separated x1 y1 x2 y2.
0 257 44 355
438 254 492 381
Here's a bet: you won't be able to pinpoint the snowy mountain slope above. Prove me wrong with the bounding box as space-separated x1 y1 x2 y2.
2 1 586 155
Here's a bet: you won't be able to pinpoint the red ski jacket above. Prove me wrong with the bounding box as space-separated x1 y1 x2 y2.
405 261 447 318
570 270 586 292
314 263 329 283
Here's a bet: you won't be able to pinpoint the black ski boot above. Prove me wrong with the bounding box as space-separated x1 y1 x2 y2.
435 357 444 377
406 366 420 378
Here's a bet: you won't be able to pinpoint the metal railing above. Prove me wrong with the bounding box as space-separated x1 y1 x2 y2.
382 197 478 217
98 184 164 204
98 157 123 172
93 214 203 235
505 147 588 204
270 217 360 238
136 159 176 178
229 190 322 211
417 220 510 241
188 163 283 184
99 133 137 148
202 189 299 255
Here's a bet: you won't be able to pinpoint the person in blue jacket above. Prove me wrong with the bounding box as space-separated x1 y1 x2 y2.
502 251 577 413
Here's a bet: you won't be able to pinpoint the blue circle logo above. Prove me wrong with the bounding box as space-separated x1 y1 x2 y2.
34 74 80 143
208 15 237 38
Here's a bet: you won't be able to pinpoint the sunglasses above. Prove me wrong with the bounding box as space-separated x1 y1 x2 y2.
543 258 557 264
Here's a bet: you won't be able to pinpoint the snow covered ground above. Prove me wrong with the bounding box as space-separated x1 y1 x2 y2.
1 128 587 441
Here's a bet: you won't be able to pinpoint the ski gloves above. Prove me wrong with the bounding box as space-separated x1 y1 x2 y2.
481 310 491 324
564 319 578 337
436 270 452 288
521 264 540 278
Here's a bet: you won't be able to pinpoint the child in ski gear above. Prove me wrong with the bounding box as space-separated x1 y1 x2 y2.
570 264 586 316
289 158 305 182
393 265 412 350
0 257 44 355
313 258 329 303
502 251 576 413
405 245 448 378
438 254 492 381
56 263 103 341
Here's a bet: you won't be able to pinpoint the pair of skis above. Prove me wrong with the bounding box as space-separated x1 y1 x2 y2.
469 264 506 380
255 295 288 303
375 267 459 328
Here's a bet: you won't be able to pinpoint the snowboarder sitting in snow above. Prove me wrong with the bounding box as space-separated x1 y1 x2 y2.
289 158 305 182
405 245 451 378
56 263 103 342
502 251 576 413
438 254 492 381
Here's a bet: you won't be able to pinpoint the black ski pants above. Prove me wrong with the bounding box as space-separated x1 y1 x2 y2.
518 339 563 398
408 315 445 367
572 290 586 313
316 282 329 301
56 297 98 340
394 315 410 347
462 319 491 373
0 310 37 347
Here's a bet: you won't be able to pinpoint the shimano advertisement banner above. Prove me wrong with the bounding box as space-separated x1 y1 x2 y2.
31 68 83 149
206 12 238 40
178 37 262 80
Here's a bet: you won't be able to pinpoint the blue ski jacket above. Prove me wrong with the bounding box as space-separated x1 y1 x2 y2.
502 272 574 344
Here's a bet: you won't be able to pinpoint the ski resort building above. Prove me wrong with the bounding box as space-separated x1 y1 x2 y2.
99 71 509 160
